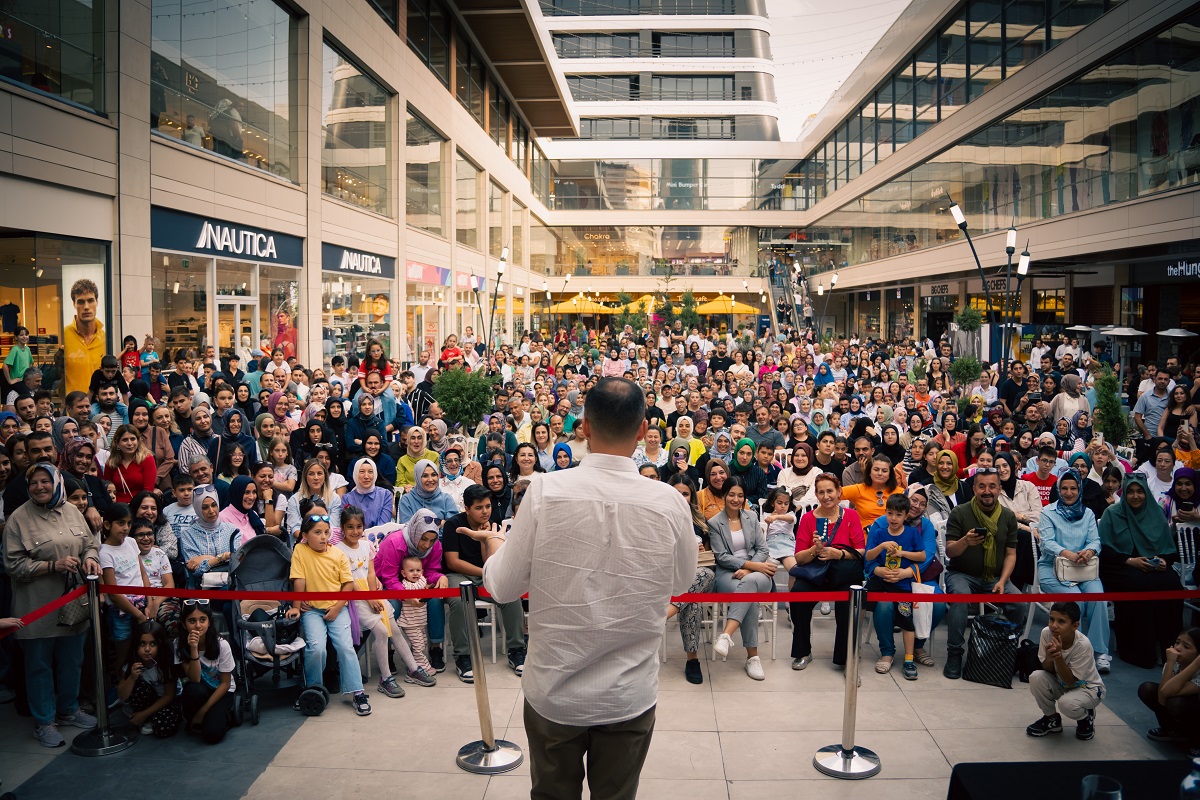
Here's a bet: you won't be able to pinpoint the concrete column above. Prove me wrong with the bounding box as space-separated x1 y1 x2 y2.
300 11 321 368
114 1 153 345
912 284 923 342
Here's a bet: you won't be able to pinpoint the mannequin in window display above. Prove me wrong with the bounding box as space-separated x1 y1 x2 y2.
273 309 298 361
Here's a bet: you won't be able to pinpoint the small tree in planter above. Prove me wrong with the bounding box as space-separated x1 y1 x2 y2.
680 290 702 331
950 354 982 398
433 366 498 433
953 306 984 360
614 292 648 333
1093 367 1129 446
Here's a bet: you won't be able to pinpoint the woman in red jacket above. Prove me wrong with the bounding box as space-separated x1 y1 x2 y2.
951 423 989 478
103 423 158 503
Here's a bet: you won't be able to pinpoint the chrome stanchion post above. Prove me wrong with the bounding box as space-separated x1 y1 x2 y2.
814 585 880 779
72 574 136 756
455 580 523 775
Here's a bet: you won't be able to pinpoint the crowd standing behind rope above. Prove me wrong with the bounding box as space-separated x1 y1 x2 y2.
0 302 1198 756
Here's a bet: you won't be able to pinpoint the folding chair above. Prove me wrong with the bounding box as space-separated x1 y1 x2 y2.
711 601 777 661
1023 535 1053 640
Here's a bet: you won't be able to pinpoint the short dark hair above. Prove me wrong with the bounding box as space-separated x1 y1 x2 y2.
26 430 52 448
583 378 645 443
816 430 836 443
1038 445 1058 461
171 472 195 489
756 441 774 453
885 493 910 515
1050 601 1081 624
463 483 491 508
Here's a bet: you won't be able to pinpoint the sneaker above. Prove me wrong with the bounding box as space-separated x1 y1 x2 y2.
56 709 97 729
507 648 527 677
33 724 65 748
0 685 15 704
1148 727 1187 742
1076 709 1096 741
404 668 437 688
943 654 963 680
429 648 446 673
913 648 935 667
875 656 893 674
684 658 703 685
352 692 372 717
455 655 474 684
140 722 154 736
1026 714 1063 737
819 601 832 616
713 632 733 658
378 676 405 698
1096 654 1112 674
791 655 812 671
902 660 918 681
744 655 765 681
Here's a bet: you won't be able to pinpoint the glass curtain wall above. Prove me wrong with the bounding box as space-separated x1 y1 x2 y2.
321 42 390 215
456 153 481 249
0 0 106 111
151 0 296 179
406 110 444 236
489 182 506 259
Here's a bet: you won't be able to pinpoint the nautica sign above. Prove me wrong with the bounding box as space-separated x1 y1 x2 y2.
195 222 278 259
321 242 396 280
340 250 382 275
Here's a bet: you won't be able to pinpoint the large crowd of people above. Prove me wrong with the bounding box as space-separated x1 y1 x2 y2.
0 292 1198 758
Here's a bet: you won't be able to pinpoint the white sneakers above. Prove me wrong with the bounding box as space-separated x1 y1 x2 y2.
1097 654 1112 674
713 632 733 658
745 656 765 681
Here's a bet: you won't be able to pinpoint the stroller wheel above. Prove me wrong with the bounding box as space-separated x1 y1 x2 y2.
296 687 327 717
315 685 331 705
249 694 260 726
232 695 244 727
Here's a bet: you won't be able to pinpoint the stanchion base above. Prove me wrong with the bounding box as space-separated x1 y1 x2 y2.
456 739 524 774
71 726 138 757
813 744 880 779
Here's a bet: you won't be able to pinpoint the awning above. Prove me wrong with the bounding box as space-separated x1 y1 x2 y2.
696 295 760 315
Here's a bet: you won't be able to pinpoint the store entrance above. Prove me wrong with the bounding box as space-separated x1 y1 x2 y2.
924 312 954 342
217 302 259 365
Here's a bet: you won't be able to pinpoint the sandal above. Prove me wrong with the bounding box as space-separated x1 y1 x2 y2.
875 656 893 674
913 648 935 667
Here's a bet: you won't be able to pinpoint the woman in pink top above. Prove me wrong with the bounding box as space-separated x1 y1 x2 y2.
788 472 867 670
376 509 448 671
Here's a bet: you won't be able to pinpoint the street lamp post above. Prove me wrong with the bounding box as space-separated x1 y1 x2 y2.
1002 221 1017 368
541 279 550 338
948 199 998 339
486 247 508 358
817 271 838 339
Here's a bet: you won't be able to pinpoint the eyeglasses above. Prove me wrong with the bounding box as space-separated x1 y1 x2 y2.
183 599 211 607
133 532 155 539
307 515 331 523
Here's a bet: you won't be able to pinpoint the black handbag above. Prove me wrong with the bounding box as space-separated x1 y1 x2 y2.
1015 638 1042 683
789 510 846 583
963 613 1020 689
56 566 90 627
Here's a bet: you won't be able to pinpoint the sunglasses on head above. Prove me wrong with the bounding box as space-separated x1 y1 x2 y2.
975 467 999 475
307 514 331 523
183 599 211 607
418 515 437 525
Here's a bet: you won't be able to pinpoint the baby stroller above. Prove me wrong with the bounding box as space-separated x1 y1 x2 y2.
228 534 305 726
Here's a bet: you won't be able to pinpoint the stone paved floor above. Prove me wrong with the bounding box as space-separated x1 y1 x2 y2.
0 610 1184 799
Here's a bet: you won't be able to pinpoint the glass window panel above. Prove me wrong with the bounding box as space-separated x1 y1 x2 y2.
847 116 862 181
1004 0 1047 79
456 153 480 248
969 0 1004 99
860 99 877 172
915 36 939 127
489 181 505 259
321 42 390 215
512 200 525 265
1049 0 1107 49
0 0 107 111
405 110 444 236
151 0 295 179
894 68 915 149
939 9 969 117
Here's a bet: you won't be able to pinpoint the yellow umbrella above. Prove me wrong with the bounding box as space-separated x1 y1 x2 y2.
629 294 658 312
696 294 759 315
548 295 615 314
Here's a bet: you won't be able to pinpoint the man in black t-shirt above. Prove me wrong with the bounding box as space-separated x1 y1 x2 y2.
998 360 1030 415
442 484 527 684
707 341 734 376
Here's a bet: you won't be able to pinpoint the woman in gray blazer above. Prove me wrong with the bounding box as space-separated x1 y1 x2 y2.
709 475 777 680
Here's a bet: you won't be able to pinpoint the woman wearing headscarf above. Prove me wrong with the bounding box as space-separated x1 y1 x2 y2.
437 443 474 511
267 391 297 433
551 442 575 471
359 432 397 488
729 437 767 510
994 451 1042 536
219 408 257 465
179 483 241 588
218 474 267 542
1036 469 1112 672
253 413 277 464
1098 472 1185 668
481 464 511 526
877 423 906 468
397 458 460 523
322 396 348 469
59 436 113 521
3 463 102 746
776 443 817 507
662 438 700 485
375 508 448 676
50 417 80 455
1049 373 1090 424
291 417 332 466
346 393 384 461
672 416 705 465
427 419 450 455
234 382 260 421
926 450 969 521
344 458 395 528
813 363 834 389
1164 466 1200 525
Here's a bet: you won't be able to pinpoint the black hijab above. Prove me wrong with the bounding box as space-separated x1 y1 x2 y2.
878 423 905 466
484 464 511 526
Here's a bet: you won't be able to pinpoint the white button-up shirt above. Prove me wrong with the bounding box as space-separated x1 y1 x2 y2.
483 453 696 726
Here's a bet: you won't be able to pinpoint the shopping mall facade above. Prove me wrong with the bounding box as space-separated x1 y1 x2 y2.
1 0 1198 373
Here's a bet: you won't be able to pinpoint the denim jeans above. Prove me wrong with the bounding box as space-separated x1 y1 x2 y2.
872 589 947 657
300 607 363 694
944 571 1026 657
22 632 87 725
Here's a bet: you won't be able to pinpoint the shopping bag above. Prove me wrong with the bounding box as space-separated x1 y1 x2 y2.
911 581 935 640
962 613 1020 689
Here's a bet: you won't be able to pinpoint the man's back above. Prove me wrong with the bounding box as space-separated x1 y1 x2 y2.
483 453 694 726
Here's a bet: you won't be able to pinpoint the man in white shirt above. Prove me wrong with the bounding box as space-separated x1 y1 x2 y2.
483 377 695 800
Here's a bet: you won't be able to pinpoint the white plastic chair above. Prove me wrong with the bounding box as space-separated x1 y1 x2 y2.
711 600 777 661
1022 535 1053 641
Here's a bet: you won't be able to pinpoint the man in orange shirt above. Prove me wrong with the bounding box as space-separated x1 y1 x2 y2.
62 279 105 397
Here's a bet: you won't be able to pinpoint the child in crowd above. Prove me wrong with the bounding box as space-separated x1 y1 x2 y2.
163 473 197 539
100 504 150 670
117 621 181 738
176 600 235 744
63 474 90 521
119 335 141 372
762 486 797 573
268 438 297 495
398 555 436 678
286 510 372 716
131 518 173 620
1138 627 1200 756
864 493 926 681
1026 601 1105 741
